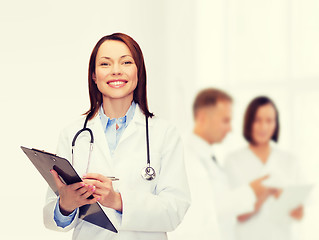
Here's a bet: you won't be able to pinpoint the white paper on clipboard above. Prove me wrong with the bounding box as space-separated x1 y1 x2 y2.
267 184 313 224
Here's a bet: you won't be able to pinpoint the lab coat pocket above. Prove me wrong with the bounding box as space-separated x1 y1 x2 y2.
121 152 161 195
145 153 161 194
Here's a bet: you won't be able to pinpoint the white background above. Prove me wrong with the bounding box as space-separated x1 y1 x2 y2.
1 0 318 239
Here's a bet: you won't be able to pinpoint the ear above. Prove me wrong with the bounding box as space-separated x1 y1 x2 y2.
92 73 96 83
195 109 205 123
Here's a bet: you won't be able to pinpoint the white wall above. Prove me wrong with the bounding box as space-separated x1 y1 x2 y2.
1 0 318 239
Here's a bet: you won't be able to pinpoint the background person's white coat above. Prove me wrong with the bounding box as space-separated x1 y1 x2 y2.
224 145 305 240
1 0 319 239
168 133 256 240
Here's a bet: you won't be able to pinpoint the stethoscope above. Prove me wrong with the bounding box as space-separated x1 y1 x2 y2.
71 114 156 181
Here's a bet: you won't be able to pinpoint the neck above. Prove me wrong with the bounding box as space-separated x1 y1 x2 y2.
249 142 270 164
193 126 213 145
102 96 133 119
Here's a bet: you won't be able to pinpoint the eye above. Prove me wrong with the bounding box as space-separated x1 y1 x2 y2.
254 118 261 123
123 60 133 65
267 118 274 123
101 62 110 66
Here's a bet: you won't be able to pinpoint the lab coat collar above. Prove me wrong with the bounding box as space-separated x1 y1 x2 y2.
187 132 216 161
87 104 151 127
117 104 154 145
247 141 277 168
98 101 137 130
130 104 154 126
84 104 151 162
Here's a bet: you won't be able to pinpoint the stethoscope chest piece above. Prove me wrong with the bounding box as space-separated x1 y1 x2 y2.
141 165 156 181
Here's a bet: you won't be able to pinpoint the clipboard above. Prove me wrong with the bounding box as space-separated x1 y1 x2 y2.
21 146 117 233
266 184 313 225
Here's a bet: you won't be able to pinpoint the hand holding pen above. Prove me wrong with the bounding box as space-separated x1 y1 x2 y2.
82 173 122 212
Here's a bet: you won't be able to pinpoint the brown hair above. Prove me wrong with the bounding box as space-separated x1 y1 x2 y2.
85 33 153 120
193 88 233 118
243 96 279 143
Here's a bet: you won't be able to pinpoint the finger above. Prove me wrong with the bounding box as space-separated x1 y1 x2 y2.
258 175 269 182
293 205 303 212
269 187 281 192
86 196 100 205
69 182 86 191
82 179 97 185
90 180 106 190
92 193 99 198
76 184 91 195
50 169 65 189
90 187 104 196
83 173 109 182
82 179 106 192
81 186 96 199
271 188 282 199
50 170 85 191
82 179 105 190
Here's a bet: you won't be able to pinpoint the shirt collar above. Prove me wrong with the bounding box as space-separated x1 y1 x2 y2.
99 101 136 130
188 132 215 159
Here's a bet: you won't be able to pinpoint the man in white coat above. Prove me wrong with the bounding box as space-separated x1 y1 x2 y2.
169 88 274 240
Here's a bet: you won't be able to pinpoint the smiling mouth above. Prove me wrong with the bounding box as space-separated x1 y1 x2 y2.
107 80 128 88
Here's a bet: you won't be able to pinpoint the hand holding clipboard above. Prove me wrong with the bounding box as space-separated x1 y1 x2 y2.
21 146 117 233
49 169 100 216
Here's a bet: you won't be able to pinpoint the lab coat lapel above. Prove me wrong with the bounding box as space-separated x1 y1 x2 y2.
88 115 114 173
188 133 223 178
118 105 146 145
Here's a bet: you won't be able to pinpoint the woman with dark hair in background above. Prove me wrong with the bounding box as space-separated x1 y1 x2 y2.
224 96 304 240
43 33 190 240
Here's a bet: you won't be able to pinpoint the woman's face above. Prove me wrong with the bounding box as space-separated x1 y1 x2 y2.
251 103 277 145
93 40 138 103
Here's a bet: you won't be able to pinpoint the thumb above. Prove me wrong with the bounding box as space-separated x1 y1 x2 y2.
258 175 269 182
50 169 65 189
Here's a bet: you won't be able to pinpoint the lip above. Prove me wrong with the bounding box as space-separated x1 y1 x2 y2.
255 133 270 138
107 79 128 88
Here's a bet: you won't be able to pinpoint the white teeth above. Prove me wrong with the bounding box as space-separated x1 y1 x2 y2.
108 81 126 86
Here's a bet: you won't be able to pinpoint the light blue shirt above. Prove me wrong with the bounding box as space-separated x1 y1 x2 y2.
54 101 136 228
99 101 136 155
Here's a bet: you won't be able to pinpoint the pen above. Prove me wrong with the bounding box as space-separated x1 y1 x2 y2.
107 176 120 181
82 175 119 181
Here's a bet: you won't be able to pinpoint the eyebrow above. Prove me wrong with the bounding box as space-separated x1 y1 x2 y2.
99 55 133 60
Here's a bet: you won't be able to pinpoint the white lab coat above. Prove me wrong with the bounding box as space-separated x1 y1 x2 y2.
168 133 255 240
224 145 302 240
43 105 191 240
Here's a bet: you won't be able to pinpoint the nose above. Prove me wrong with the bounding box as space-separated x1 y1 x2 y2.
260 121 268 131
112 63 122 75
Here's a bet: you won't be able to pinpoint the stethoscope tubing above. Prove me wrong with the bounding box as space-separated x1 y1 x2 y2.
145 116 151 166
71 113 155 180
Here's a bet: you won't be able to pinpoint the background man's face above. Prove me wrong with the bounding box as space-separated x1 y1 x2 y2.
203 100 232 144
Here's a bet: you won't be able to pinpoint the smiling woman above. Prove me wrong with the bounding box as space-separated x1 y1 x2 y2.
42 33 190 240
86 33 153 120
93 40 138 117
